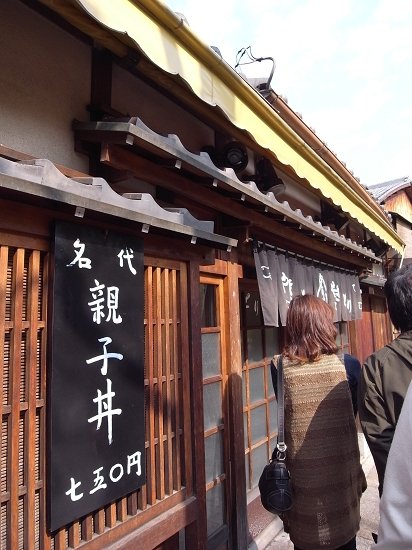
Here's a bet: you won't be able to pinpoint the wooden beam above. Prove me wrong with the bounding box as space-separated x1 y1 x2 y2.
225 260 248 549
185 261 207 549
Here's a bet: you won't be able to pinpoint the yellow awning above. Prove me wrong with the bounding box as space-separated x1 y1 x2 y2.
42 0 404 254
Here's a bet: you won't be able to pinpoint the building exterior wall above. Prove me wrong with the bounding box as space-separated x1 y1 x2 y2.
0 2 396 549
0 0 90 172
396 218 412 262
385 190 412 225
382 190 412 263
112 64 214 153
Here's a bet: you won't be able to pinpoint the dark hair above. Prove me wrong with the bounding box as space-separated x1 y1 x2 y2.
384 264 412 332
284 294 338 362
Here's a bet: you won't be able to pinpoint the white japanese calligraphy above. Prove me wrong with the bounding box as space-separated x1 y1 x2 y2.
65 451 143 502
281 271 293 303
127 451 142 476
88 378 122 445
106 286 122 323
88 279 105 323
109 464 124 482
66 239 92 269
330 281 340 309
343 293 352 314
89 467 107 494
88 279 122 324
118 248 137 275
260 264 272 279
65 477 84 501
316 273 328 302
86 337 123 376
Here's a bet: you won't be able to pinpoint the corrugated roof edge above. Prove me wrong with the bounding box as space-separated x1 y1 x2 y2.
0 157 237 250
74 117 383 263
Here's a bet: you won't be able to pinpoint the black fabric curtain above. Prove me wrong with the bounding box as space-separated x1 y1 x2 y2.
253 246 279 327
253 244 362 326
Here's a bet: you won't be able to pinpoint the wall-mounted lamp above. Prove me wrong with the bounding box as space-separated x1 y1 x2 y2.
266 182 286 196
251 157 286 196
221 141 249 172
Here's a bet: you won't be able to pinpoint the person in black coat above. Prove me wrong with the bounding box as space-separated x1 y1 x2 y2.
343 353 361 416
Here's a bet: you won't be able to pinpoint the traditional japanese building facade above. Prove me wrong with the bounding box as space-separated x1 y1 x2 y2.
355 176 412 360
0 1 405 549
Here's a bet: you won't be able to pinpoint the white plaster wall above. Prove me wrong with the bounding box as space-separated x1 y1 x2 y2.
112 64 214 153
0 0 90 172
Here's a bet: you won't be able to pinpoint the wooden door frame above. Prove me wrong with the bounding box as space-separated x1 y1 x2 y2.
200 260 247 550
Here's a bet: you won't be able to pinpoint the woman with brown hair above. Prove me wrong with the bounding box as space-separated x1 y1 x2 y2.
273 294 366 550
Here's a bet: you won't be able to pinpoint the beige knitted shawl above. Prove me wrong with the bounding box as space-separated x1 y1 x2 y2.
279 354 364 549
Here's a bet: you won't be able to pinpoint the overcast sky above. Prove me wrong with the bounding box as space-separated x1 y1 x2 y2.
164 0 412 187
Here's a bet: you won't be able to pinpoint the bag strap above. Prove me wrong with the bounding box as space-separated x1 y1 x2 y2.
276 355 287 460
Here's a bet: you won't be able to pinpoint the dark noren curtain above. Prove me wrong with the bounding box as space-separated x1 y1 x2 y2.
254 245 362 326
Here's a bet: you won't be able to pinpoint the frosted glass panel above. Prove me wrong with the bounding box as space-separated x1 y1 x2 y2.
341 322 349 344
242 371 247 406
247 329 263 363
269 399 277 434
251 443 269 487
206 483 225 536
265 327 279 357
267 364 274 396
249 367 265 402
241 337 245 365
205 431 224 483
203 383 222 430
200 284 216 327
245 453 250 490
202 332 220 377
250 405 267 444
244 412 248 448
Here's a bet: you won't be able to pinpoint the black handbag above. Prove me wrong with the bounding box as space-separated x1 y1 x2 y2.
258 355 293 514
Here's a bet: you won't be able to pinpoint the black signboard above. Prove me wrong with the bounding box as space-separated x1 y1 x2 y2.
48 221 145 531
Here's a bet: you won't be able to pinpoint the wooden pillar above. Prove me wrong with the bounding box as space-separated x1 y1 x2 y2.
225 258 248 549
185 260 207 549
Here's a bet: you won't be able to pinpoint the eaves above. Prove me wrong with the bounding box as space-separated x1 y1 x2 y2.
73 117 383 263
38 0 404 255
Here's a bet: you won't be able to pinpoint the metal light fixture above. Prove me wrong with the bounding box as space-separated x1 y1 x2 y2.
221 141 249 172
252 157 286 196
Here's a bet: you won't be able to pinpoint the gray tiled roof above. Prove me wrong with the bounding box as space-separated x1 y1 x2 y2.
366 176 411 203
0 157 237 250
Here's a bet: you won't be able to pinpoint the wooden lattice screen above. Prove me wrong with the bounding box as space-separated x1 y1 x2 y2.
1 246 48 550
1 245 191 549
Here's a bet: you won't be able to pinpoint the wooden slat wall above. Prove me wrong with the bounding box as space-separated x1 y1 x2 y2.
385 191 412 225
353 292 392 364
1 246 48 550
0 239 194 549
